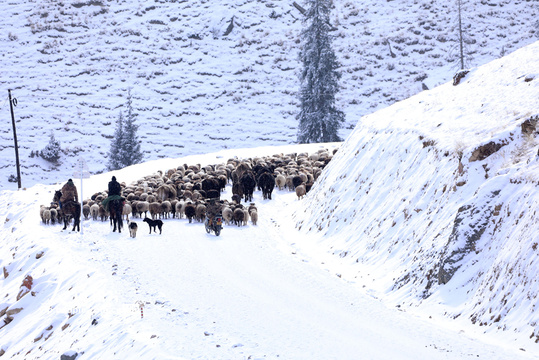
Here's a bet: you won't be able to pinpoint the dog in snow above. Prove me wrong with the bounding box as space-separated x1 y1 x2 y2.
128 221 138 238
143 217 163 234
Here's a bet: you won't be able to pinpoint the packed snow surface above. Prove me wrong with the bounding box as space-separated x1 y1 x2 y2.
1 143 538 359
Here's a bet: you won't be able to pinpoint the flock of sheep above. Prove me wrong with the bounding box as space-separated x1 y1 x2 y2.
40 148 337 230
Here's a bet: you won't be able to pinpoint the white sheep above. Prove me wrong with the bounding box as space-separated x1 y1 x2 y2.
90 204 99 220
222 206 233 226
42 209 51 224
175 199 185 219
275 174 286 191
250 210 258 226
123 203 132 221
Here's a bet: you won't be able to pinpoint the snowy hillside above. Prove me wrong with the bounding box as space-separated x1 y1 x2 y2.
0 0 537 190
1 41 539 360
295 40 539 346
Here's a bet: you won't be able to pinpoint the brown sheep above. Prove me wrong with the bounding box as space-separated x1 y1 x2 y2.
296 184 306 200
136 201 150 218
149 202 162 220
233 207 245 227
161 201 172 219
195 203 207 222
83 204 91 220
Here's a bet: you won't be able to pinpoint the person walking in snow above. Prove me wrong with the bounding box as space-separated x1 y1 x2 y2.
59 179 78 209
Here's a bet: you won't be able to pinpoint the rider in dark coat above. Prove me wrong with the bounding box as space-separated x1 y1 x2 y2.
108 176 122 197
206 198 222 226
102 176 123 209
59 179 78 209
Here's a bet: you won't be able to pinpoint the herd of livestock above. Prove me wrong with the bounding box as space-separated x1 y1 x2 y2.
40 148 337 229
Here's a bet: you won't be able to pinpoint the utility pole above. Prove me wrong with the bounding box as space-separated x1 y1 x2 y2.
457 0 465 70
8 89 21 189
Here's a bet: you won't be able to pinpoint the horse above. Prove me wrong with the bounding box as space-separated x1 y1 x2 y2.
108 198 124 233
53 190 81 232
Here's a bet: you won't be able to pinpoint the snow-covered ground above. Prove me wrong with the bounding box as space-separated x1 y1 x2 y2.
0 144 537 359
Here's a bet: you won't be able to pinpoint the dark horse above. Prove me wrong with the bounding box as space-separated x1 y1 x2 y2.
53 190 81 232
108 199 123 233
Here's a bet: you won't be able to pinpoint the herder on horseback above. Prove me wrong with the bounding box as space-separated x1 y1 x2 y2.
59 179 78 209
102 176 125 232
102 176 123 209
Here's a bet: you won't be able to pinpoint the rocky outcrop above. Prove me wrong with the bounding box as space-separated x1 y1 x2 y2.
436 190 501 285
521 115 538 136
469 141 508 162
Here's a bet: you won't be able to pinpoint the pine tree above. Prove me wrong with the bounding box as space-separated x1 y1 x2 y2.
107 111 125 171
41 132 61 163
297 0 344 144
120 89 143 167
107 89 143 170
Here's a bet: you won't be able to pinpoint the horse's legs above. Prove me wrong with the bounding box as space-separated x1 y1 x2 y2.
72 217 80 231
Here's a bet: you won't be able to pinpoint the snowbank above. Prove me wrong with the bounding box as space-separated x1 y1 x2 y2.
295 40 539 346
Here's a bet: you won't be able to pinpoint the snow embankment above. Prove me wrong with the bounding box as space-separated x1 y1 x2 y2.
294 41 539 343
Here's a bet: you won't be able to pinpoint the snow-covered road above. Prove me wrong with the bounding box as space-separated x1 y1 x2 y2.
57 187 533 360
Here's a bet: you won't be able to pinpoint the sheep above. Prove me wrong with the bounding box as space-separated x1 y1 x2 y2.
258 172 275 200
161 201 172 219
40 205 47 222
243 209 249 226
149 202 162 220
184 201 196 223
90 204 99 220
195 203 207 223
83 204 91 220
175 200 185 219
250 210 258 225
222 206 233 226
123 203 132 221
136 201 150 218
42 209 51 224
248 203 257 215
182 189 193 201
98 205 108 221
156 184 177 201
50 208 58 224
275 174 286 191
240 171 256 202
296 184 306 200
233 207 245 227
292 175 303 189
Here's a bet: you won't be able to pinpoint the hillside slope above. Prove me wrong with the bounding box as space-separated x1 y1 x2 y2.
294 40 539 343
0 0 537 190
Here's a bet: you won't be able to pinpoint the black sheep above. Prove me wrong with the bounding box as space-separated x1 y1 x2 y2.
258 172 275 200
184 202 196 223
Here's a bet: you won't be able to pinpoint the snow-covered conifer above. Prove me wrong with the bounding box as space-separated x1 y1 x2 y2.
297 0 344 144
107 111 125 171
40 132 61 163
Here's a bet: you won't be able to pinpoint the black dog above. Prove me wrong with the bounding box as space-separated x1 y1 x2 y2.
128 221 138 238
143 217 163 234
